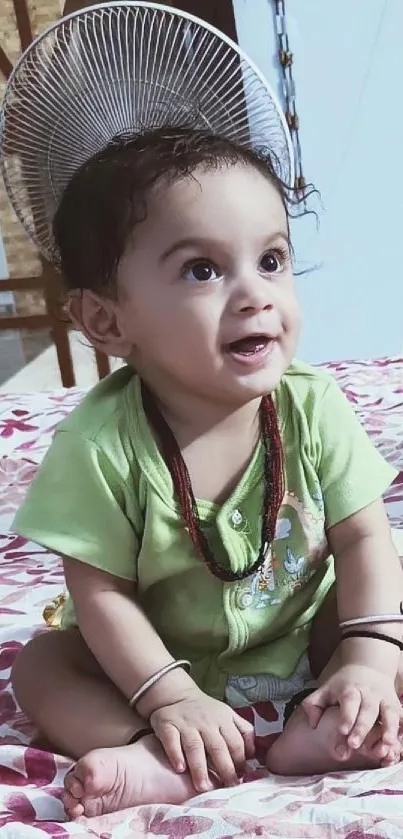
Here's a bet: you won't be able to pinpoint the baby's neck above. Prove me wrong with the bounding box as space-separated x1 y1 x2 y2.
162 397 260 449
151 388 262 506
180 419 260 504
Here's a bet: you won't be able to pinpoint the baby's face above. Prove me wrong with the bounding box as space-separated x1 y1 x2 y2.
115 162 301 405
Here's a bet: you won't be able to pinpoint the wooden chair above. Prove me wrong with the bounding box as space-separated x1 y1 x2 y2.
0 271 110 388
0 0 110 388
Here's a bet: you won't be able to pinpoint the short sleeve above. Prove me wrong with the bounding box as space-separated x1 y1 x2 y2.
13 430 141 580
313 379 398 528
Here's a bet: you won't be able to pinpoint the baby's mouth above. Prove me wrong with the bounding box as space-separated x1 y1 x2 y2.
226 335 272 356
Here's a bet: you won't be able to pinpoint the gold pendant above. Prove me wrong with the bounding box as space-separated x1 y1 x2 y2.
258 547 275 591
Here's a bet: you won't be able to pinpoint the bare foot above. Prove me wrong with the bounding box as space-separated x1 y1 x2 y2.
63 733 212 819
266 705 401 776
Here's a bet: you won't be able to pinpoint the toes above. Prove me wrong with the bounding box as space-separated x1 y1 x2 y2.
380 754 398 767
380 746 401 767
333 742 352 761
62 790 85 820
73 757 99 796
368 741 389 760
360 727 391 761
63 765 94 820
64 769 85 799
356 725 401 765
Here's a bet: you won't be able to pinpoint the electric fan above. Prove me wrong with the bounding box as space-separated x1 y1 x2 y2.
0 2 294 266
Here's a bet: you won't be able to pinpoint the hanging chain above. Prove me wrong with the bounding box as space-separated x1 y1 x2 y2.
273 0 306 200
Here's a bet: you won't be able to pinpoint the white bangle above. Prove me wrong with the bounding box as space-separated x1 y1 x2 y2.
128 660 191 709
340 606 403 630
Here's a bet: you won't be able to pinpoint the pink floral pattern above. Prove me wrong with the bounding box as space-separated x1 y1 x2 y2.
0 356 402 838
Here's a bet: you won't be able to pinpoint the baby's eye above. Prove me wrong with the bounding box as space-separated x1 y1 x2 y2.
260 249 288 274
182 261 221 283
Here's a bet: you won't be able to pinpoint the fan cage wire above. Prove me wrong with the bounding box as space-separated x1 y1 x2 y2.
0 1 294 265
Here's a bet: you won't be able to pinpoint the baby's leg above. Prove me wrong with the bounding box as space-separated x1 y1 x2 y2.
266 648 400 775
267 587 403 775
12 628 200 817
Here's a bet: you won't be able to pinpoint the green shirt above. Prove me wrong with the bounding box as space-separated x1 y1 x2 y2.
13 360 397 699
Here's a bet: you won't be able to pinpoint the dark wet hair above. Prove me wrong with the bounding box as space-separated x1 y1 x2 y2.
53 125 304 293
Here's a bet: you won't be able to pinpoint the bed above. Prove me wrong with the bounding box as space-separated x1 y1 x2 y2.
0 356 402 838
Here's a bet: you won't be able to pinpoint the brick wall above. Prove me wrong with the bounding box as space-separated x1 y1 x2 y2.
0 2 62 316
0 1 61 290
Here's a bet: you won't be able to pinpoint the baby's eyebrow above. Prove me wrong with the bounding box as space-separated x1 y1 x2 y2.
159 238 208 263
159 231 289 263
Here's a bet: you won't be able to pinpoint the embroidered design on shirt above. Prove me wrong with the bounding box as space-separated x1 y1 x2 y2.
244 489 329 610
284 546 306 575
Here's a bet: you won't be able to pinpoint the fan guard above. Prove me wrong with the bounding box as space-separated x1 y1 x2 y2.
0 1 294 265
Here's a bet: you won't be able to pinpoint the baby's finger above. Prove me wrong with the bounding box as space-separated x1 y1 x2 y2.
378 701 401 747
338 687 362 736
301 696 323 729
366 738 390 762
380 749 401 767
181 729 213 793
357 727 388 762
153 721 186 773
234 715 256 759
302 687 331 729
220 723 248 776
203 731 239 787
333 735 353 761
347 698 378 748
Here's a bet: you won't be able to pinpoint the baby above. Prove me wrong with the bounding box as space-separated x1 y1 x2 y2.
10 127 403 819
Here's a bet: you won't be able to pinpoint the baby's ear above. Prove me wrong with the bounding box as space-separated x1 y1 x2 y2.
67 290 132 358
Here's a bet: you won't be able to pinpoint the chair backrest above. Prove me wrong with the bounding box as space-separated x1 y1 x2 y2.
0 271 110 388
0 0 110 388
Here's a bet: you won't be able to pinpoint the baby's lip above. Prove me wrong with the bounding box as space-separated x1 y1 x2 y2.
223 333 276 350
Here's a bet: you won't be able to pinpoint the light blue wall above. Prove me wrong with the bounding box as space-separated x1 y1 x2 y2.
233 0 403 363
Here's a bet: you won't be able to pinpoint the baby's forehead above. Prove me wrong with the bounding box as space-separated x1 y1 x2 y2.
126 165 288 261
158 158 279 190
150 162 286 218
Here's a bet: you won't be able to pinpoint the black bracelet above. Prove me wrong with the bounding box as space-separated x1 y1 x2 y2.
342 630 403 651
127 727 154 745
283 688 316 725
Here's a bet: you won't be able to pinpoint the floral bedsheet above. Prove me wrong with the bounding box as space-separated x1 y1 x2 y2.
0 356 402 838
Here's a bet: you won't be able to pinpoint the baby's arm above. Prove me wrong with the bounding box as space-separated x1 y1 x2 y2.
304 498 403 750
64 557 192 713
64 557 254 791
331 499 403 677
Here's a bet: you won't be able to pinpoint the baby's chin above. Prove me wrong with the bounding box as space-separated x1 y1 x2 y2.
212 374 284 409
220 360 289 400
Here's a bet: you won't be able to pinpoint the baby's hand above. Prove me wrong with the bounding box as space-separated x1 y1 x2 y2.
302 664 403 754
149 686 255 792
